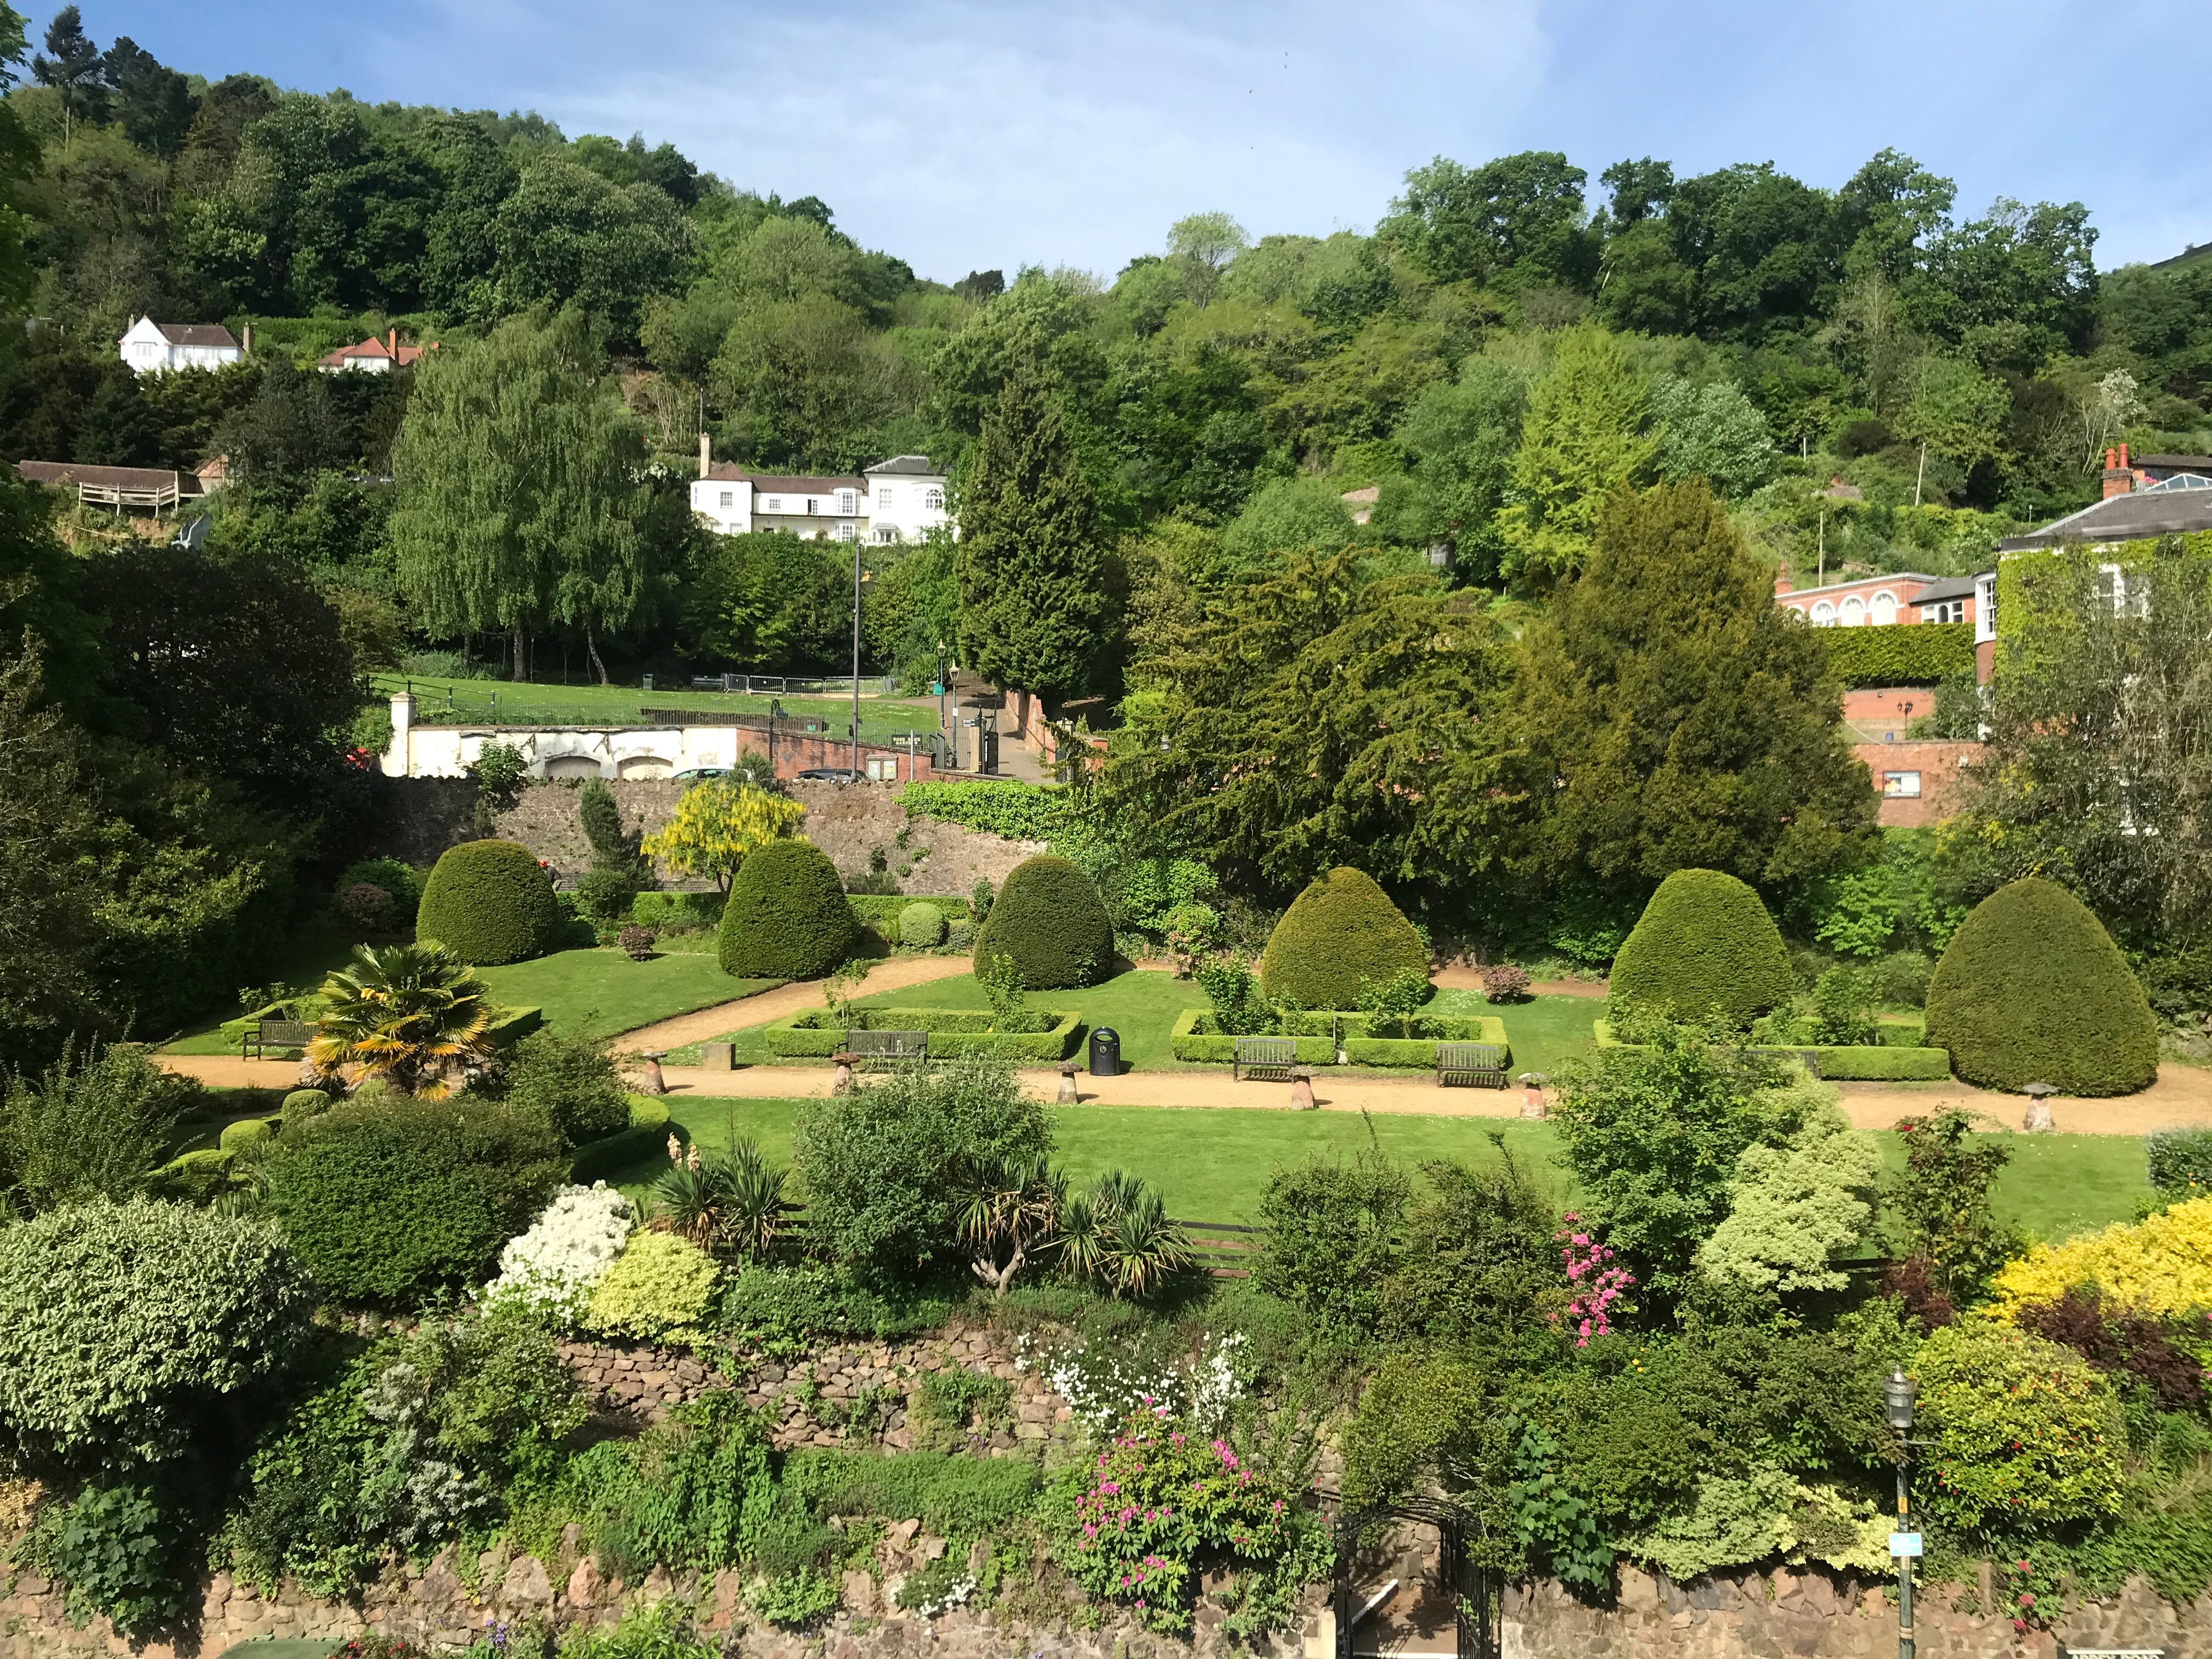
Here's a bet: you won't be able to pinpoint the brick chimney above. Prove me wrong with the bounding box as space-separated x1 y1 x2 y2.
698 432 711 479
2103 444 2134 500
1774 574 1792 597
387 329 398 358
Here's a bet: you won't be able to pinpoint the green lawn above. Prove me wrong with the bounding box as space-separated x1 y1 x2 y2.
375 672 933 747
667 972 1606 1076
616 1096 2153 1244
162 945 776 1053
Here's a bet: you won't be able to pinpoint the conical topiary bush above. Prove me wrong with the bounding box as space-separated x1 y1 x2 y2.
972 855 1114 989
1925 877 2157 1095
415 838 559 965
717 838 857 980
1258 867 1428 1010
1607 868 1793 1026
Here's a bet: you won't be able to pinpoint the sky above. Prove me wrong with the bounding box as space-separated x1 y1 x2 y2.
58 0 2212 286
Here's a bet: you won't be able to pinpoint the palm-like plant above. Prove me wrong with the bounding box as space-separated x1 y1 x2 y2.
722 1139 791 1261
959 1154 1064 1296
652 1135 792 1259
306 942 494 1098
1049 1169 1193 1300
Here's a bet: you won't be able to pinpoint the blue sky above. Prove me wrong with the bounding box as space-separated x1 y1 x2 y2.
59 0 2212 285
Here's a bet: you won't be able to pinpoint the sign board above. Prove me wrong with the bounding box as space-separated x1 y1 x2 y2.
930 681 944 695
1889 1532 1923 1558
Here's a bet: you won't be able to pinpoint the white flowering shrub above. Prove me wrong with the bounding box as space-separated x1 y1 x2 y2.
1016 1329 1249 1433
484 1183 634 1323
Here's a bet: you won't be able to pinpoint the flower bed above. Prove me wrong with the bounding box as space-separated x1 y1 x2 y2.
761 1008 1082 1062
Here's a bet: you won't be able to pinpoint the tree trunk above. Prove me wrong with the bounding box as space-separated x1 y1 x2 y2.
970 1243 1024 1297
511 621 527 682
586 623 609 686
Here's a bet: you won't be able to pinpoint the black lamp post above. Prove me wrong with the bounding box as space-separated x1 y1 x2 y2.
1884 1369 1919 1659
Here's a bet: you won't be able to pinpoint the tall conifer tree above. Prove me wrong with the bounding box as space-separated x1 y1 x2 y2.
1496 323 1657 588
953 371 1109 699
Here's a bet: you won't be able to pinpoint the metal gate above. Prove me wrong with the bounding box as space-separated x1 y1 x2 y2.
1331 1499 1497 1659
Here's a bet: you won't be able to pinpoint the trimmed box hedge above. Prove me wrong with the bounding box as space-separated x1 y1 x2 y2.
760 1007 1081 1062
1344 1015 1511 1069
1818 620 1975 687
632 890 726 929
1169 1008 1335 1066
484 1005 543 1048
568 1097 675 1183
1593 1022 1949 1080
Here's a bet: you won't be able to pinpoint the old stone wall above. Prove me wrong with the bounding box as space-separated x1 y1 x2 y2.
372 778 1042 895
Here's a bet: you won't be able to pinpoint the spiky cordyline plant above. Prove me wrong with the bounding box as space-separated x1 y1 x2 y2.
305 941 494 1098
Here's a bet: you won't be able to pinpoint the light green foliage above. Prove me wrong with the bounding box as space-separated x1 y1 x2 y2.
1340 1354 1488 1508
1698 1079 1881 1295
1497 324 1658 585
898 901 946 947
1607 868 1795 1026
955 370 1109 700
1551 1026 1796 1296
1046 1409 1332 1634
1899 353 2011 470
0 1199 313 1465
502 1023 631 1146
586 1231 722 1345
415 840 560 966
1913 1323 2127 1534
795 1049 1052 1285
1220 475 1358 568
1812 830 1966 958
1925 877 2158 1095
683 532 852 672
900 779 1070 842
1625 1469 1889 1581
28 1482 189 1637
1372 355 1528 583
1649 375 1776 498
1260 867 1429 1011
391 308 655 655
1254 1150 1409 1338
646 778 807 895
0 1037 194 1217
280 1088 331 1130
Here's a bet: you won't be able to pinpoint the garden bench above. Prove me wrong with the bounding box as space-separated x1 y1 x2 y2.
1233 1036 1299 1082
1436 1041 1506 1088
242 1019 314 1060
847 1029 928 1061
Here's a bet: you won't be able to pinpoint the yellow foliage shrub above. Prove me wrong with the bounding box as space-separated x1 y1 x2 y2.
1990 1195 2212 1318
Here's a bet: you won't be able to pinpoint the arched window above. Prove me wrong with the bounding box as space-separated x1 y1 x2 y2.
1811 601 1836 626
1870 590 1897 625
924 487 944 510
1841 595 1866 626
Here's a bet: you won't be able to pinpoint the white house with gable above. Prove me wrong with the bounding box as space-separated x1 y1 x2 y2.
118 317 243 375
687 437 952 543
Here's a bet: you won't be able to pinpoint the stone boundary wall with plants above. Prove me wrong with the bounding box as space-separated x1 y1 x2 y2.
373 778 1041 894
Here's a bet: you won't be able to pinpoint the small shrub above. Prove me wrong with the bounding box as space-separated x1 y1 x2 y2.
1887 1107 2022 1307
336 882 396 933
0 1038 197 1217
977 951 1054 1034
1924 876 2158 1095
28 1481 189 1635
281 1088 331 1130
0 1199 313 1465
717 838 857 980
911 1366 1013 1446
1608 868 1794 1028
219 1116 274 1152
1357 966 1434 1038
1990 1194 2212 1321
578 776 641 873
1912 1322 2127 1534
945 918 974 950
1482 963 1532 1003
970 876 995 924
1259 867 1427 1011
1193 955 1276 1036
501 1024 632 1147
1808 967 1878 1045
1254 1150 1410 1338
617 924 657 961
971 855 1114 990
2014 1286 2206 1411
1874 951 1933 1008
416 839 560 966
261 1096 566 1304
898 901 946 948
576 867 636 924
487 1183 636 1323
2147 1126 2212 1197
336 857 422 927
586 1231 721 1344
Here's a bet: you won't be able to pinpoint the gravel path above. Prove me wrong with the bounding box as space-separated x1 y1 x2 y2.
607 955 972 1055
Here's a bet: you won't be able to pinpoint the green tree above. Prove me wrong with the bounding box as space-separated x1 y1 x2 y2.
1514 481 1877 900
954 370 1110 699
490 155 691 342
1385 151 1593 289
684 532 850 670
641 780 805 894
1496 324 1657 586
1165 211 1249 307
1649 376 1777 498
390 308 654 680
30 5 104 148
0 637 100 1068
1898 354 2010 482
1372 355 1529 581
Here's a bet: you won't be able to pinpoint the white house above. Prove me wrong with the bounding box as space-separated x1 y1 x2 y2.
863 455 951 542
687 437 951 543
118 317 243 375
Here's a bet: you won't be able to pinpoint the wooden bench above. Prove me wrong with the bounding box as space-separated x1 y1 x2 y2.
847 1028 928 1061
1436 1041 1506 1088
243 1019 314 1060
1233 1036 1300 1082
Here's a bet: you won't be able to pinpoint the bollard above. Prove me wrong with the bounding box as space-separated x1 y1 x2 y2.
636 1051 669 1096
1517 1071 1549 1119
1057 1061 1081 1104
1289 1066 1317 1110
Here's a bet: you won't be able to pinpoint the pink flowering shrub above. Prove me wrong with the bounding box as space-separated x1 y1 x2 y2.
1551 1212 1634 1346
1046 1409 1330 1633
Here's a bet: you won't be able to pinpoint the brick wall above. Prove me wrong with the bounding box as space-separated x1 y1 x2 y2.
1854 740 1980 828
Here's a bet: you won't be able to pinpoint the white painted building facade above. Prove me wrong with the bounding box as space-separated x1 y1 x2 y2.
119 317 243 375
381 693 741 781
687 439 950 544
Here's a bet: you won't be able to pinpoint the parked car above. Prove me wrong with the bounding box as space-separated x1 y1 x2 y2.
671 766 730 781
795 767 867 783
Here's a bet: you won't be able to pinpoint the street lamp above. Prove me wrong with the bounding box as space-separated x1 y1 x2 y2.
1884 1369 1920 1659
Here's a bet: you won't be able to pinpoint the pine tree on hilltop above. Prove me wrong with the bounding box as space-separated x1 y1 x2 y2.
954 370 1110 700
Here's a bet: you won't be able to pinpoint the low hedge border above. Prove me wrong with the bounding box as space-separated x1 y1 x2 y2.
760 1008 1081 1063
1592 1022 1949 1080
632 891 726 929
1344 1016 1511 1070
568 1097 676 1183
1169 1008 1335 1066
484 1005 543 1048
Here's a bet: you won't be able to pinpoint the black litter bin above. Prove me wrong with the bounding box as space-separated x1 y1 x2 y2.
1089 1026 1121 1077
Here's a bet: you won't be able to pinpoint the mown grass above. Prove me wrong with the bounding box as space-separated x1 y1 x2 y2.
374 670 930 747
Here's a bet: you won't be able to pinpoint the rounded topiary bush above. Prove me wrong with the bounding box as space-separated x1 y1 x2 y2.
972 855 1114 990
717 838 857 980
1258 867 1427 1010
415 838 559 966
1607 868 1793 1026
260 1095 566 1303
1925 877 2158 1095
899 901 947 948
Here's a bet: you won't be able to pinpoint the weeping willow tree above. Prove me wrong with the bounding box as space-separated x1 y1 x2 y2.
390 306 652 681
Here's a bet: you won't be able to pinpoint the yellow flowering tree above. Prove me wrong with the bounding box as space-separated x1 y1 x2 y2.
641 780 805 893
1990 1195 2212 1319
